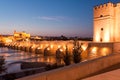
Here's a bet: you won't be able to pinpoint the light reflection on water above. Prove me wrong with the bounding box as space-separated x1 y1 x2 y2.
0 47 109 73
0 47 56 73
0 47 56 63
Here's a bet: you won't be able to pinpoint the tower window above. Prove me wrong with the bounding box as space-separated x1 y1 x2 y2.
100 15 103 17
101 28 103 31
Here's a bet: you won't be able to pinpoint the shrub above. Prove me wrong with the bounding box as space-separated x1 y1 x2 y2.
0 56 6 73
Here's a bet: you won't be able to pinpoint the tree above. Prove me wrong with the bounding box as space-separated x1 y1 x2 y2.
60 35 68 40
63 45 71 65
73 40 83 63
56 49 64 66
0 56 6 73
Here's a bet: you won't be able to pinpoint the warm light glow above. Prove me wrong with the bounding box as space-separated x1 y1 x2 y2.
37 47 41 49
14 31 30 41
81 43 88 51
40 45 43 48
1 37 13 43
93 2 120 42
104 31 110 42
89 47 98 58
101 47 109 56
60 49 63 52
95 32 100 42
46 44 49 47
94 30 110 42
5 39 12 43
32 44 35 48
47 47 50 50
58 45 61 48
50 45 53 48
91 47 97 54
26 38 29 41
63 45 66 49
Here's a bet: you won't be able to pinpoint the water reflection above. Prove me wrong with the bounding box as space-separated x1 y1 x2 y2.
25 56 56 64
7 63 21 73
0 46 111 73
0 47 57 73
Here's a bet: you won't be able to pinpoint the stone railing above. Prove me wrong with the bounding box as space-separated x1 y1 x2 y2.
16 53 120 80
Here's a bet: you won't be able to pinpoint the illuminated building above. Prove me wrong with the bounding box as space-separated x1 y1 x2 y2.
14 30 30 40
93 2 120 42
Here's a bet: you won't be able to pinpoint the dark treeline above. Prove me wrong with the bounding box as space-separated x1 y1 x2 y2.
30 35 93 41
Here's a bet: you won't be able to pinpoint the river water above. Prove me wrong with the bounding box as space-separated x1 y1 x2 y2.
0 47 56 73
0 47 102 74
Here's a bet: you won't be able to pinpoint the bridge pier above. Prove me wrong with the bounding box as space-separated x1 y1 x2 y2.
5 41 92 60
0 42 5 47
35 47 43 54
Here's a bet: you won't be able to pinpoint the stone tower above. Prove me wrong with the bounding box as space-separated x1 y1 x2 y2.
93 2 120 42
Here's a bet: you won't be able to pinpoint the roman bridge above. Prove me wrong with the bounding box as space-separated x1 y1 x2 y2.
5 40 115 60
5 40 89 59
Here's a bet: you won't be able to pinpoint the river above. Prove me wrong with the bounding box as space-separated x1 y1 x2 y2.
0 47 56 73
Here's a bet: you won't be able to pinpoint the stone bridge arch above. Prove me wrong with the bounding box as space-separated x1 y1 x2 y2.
29 44 38 53
35 46 43 54
44 46 52 56
56 48 65 59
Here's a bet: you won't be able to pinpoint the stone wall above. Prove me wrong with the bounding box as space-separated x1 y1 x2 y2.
16 53 120 80
86 42 113 59
113 42 120 53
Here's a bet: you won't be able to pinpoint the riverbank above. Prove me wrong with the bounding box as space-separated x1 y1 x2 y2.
0 62 48 80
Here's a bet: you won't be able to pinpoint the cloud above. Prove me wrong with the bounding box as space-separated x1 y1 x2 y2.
34 16 66 21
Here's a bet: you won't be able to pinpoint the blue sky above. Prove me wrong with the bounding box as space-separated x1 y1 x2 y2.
0 0 119 37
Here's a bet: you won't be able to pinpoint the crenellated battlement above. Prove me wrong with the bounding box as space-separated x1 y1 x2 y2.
94 2 114 10
116 2 120 6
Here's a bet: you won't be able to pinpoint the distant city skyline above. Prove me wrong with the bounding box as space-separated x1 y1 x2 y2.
0 0 119 37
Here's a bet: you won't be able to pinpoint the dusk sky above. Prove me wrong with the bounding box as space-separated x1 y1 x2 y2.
0 0 119 37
